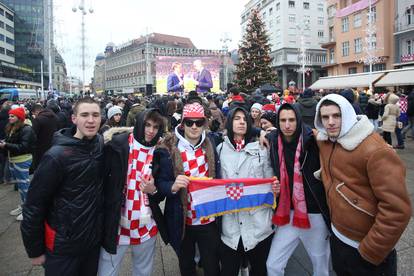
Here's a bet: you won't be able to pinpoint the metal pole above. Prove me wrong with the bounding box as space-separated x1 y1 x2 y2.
81 0 86 92
48 0 53 93
40 60 45 100
368 0 373 92
145 30 152 87
302 35 306 91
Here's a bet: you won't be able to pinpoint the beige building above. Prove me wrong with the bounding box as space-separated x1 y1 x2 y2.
322 0 395 76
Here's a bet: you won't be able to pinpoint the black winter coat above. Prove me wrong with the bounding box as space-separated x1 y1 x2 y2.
407 91 414 117
21 128 104 258
5 124 36 157
102 130 168 254
32 109 58 170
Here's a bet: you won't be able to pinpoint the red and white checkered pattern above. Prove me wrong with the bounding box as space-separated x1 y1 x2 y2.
226 183 244 200
118 134 158 245
182 103 205 119
400 96 408 113
234 139 245 152
179 146 215 225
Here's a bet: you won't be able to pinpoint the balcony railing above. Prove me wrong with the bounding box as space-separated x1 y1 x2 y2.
394 21 414 33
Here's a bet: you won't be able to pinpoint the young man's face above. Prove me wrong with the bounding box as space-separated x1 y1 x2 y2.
320 104 342 139
144 119 160 143
183 118 205 141
174 65 182 74
232 110 247 138
72 103 101 139
279 109 297 140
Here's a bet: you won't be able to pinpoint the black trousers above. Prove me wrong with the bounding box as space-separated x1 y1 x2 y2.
219 234 273 276
44 247 100 276
179 222 220 276
330 234 397 276
383 131 392 145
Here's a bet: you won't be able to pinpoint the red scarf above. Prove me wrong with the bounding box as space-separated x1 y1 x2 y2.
272 134 310 229
234 139 245 152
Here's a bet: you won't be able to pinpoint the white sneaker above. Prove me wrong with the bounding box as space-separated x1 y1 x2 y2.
9 205 22 216
16 213 23 221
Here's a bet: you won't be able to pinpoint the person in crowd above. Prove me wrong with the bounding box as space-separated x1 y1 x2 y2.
365 93 382 130
381 93 400 145
153 102 221 276
250 103 263 128
171 101 183 131
340 89 362 115
314 94 411 275
2 107 36 221
294 88 317 128
403 88 414 139
167 62 185 94
100 106 123 134
30 103 58 172
260 112 277 133
217 107 278 276
358 89 369 114
265 103 330 276
193 59 213 93
21 97 104 275
207 95 225 131
126 99 146 127
47 99 71 130
98 109 168 276
0 100 11 184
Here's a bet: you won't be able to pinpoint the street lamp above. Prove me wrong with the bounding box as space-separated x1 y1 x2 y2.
296 20 311 92
72 0 93 93
220 33 232 91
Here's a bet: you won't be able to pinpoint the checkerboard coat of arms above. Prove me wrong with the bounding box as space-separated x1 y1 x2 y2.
226 182 244 200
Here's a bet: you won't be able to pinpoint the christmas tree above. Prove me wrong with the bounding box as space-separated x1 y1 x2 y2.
236 9 277 92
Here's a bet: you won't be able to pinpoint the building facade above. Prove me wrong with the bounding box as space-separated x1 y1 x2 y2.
102 33 225 94
241 0 328 90
394 0 414 68
93 53 105 94
53 49 67 92
322 0 395 76
2 0 54 85
0 2 14 64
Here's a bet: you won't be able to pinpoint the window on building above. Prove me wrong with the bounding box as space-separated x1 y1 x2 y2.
0 47 4 54
0 34 3 41
363 63 385 72
368 6 376 23
0 8 4 16
263 11 266 18
276 2 280 10
348 67 357 74
407 8 412 25
354 13 362 28
342 17 349 32
342 41 350 56
0 21 4 29
289 1 295 8
5 12 13 21
318 31 324 38
407 40 412 55
6 37 13 45
276 16 280 24
6 49 14 57
369 33 377 49
354 38 362 53
289 15 296 23
304 2 310 9
6 24 13 33
328 5 336 17
318 17 324 25
269 7 273 15
318 3 324 12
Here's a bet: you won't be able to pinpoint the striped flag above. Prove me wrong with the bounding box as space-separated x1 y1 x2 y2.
188 178 276 220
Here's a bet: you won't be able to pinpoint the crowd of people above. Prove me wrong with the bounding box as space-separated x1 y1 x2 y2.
1 84 411 276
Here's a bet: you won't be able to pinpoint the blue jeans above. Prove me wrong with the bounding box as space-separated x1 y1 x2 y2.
395 127 404 146
9 159 32 203
402 116 414 137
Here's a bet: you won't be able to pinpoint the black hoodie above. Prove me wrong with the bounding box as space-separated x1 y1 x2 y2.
133 109 165 147
225 107 254 149
266 103 330 222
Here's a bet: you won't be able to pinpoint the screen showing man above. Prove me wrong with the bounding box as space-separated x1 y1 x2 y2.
167 62 184 94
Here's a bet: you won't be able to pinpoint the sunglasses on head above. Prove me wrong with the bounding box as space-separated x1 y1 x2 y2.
183 119 205 127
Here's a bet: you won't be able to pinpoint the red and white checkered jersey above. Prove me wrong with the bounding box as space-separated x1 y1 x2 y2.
178 144 215 226
117 134 158 245
399 96 408 113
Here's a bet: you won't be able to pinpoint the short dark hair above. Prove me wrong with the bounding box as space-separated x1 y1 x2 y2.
229 86 240 95
73 97 100 115
318 99 340 118
145 109 165 130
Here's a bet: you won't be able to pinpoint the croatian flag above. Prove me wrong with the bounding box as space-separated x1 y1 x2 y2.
188 178 276 219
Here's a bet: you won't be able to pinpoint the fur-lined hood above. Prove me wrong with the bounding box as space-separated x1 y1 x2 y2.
103 127 132 144
316 115 374 151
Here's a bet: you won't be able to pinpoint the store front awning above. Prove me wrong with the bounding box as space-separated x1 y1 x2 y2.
375 67 414 87
310 72 384 90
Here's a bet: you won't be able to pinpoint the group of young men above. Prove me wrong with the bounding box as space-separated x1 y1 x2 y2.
20 93 411 276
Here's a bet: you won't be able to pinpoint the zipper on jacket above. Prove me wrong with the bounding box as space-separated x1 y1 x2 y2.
327 142 337 196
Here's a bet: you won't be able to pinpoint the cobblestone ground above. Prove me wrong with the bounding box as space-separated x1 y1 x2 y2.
0 139 413 276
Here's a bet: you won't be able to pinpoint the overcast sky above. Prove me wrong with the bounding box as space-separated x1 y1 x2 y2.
54 0 248 83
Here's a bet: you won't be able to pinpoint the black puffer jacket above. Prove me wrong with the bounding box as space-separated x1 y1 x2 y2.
21 128 104 258
5 124 36 157
266 103 330 227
